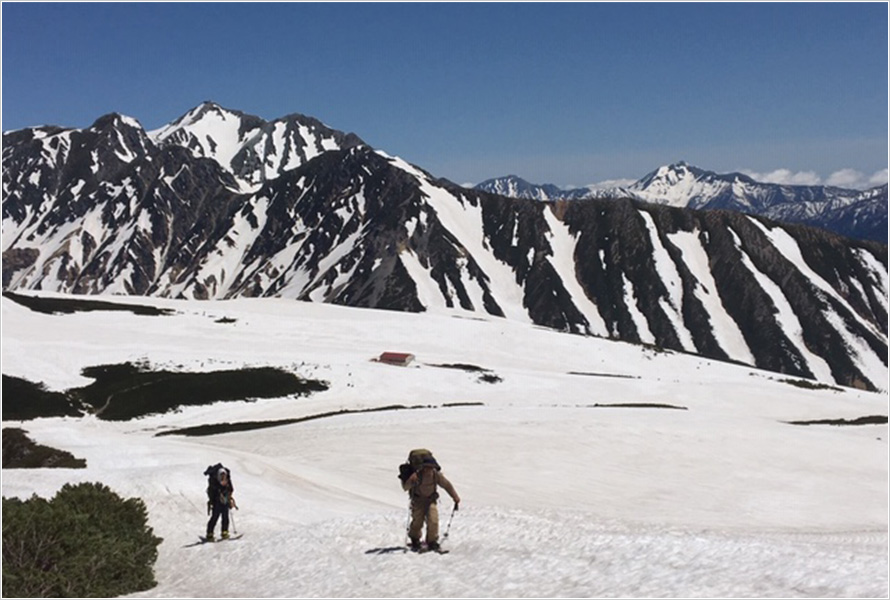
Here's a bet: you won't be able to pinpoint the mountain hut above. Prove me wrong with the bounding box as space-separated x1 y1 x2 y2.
377 352 415 367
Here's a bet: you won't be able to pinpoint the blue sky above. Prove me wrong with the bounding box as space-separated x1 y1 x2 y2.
3 2 887 188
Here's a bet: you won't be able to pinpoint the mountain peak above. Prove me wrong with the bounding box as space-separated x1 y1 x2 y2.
144 103 366 190
90 112 144 131
475 174 565 200
634 161 705 191
173 101 250 129
667 160 691 170
479 174 529 185
660 161 703 176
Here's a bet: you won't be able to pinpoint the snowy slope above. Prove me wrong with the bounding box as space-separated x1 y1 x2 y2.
2 292 887 598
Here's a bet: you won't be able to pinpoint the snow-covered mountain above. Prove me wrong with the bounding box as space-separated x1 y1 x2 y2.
475 174 611 202
476 163 889 243
472 174 590 201
148 101 364 190
2 103 888 391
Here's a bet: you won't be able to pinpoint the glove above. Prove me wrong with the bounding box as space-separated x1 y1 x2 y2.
207 501 212 515
454 501 460 511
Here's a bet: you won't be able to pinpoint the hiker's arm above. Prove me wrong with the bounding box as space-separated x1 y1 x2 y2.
438 473 460 505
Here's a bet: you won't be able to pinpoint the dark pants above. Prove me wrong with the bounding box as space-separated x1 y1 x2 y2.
207 502 229 536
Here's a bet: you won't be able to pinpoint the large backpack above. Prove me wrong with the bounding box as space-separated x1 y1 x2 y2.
204 463 230 480
398 448 440 483
204 463 232 497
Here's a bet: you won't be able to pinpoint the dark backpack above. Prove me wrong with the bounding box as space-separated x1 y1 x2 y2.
204 463 232 496
398 448 440 482
204 463 229 479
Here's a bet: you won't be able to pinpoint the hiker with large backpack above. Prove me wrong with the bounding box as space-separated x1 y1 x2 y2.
398 449 460 552
204 463 237 541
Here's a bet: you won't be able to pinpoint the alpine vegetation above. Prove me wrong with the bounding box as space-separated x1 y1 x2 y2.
2 428 86 469
2 482 162 598
2 102 886 392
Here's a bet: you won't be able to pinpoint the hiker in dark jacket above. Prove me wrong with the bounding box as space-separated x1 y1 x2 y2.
402 456 460 551
205 465 236 541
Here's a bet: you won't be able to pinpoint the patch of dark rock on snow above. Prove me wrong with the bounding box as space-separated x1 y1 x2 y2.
156 402 486 437
3 291 175 316
785 415 888 427
586 403 688 411
428 363 503 384
568 371 641 379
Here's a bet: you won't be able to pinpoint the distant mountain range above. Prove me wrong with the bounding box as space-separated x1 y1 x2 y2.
2 102 887 391
476 164 888 243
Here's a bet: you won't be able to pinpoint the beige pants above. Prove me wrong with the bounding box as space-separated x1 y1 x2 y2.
409 497 439 543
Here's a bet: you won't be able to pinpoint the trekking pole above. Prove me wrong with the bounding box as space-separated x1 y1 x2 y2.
441 504 457 541
404 498 412 545
230 496 239 534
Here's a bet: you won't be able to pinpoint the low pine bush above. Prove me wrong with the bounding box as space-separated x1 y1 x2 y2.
2 482 162 597
2 428 86 469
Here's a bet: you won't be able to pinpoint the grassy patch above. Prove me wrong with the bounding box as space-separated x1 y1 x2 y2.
68 362 329 421
2 428 86 469
785 415 887 426
2 291 174 316
2 375 84 421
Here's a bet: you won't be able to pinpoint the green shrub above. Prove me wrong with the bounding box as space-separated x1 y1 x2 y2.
2 482 162 597
70 363 329 421
2 428 86 469
2 375 84 421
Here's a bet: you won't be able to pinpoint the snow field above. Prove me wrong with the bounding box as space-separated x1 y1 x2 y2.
1 293 887 597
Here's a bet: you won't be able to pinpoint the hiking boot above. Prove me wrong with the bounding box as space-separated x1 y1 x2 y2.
205 533 215 542
221 530 230 540
409 538 421 551
427 541 440 551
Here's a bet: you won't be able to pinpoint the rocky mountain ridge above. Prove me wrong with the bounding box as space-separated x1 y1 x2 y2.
3 103 887 391
476 164 888 243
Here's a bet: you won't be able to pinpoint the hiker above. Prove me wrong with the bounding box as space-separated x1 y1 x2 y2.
204 464 236 541
401 451 460 551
